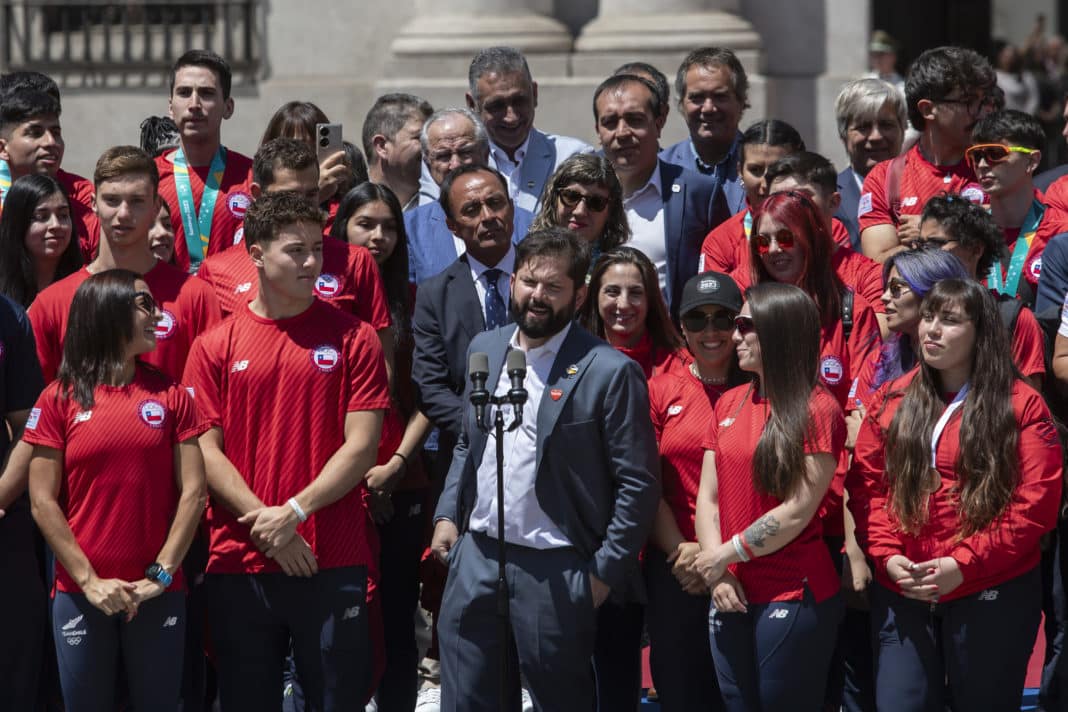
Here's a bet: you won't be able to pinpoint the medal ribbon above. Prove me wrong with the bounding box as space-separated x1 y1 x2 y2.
0 158 11 207
930 384 969 469
987 198 1044 297
173 146 226 271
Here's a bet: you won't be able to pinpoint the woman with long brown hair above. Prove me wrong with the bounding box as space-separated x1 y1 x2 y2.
691 282 846 711
848 278 1062 711
578 247 687 379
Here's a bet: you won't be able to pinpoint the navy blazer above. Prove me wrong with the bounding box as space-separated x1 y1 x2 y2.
656 159 729 319
836 167 862 251
660 134 746 216
412 254 511 442
405 201 533 284
434 323 660 594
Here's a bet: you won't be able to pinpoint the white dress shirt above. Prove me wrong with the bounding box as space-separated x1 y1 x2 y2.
467 246 516 323
468 323 573 548
490 134 532 204
623 167 668 298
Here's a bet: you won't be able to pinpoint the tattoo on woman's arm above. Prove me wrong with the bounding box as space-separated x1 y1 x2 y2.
745 514 780 549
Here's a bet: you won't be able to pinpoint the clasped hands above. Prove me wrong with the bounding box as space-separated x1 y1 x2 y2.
886 555 963 602
687 543 748 614
238 503 318 577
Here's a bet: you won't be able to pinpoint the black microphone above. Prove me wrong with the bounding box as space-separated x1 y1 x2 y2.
469 352 490 425
506 349 528 424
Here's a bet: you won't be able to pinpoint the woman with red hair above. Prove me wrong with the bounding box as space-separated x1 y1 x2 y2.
750 191 882 409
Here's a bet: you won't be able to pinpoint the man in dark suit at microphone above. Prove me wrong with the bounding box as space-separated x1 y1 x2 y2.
430 227 660 711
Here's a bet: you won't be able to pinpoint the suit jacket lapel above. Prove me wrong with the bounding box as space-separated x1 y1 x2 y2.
448 256 485 338
660 161 686 303
430 206 458 270
535 328 595 473
479 325 515 433
520 129 554 201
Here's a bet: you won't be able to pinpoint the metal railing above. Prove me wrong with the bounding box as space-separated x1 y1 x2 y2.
1 0 260 83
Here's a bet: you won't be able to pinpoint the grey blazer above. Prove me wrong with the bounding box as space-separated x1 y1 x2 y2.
434 323 661 595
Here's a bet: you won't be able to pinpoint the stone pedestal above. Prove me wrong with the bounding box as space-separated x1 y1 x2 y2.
384 0 573 80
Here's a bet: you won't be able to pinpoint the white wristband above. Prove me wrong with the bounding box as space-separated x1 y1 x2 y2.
287 497 308 523
732 534 750 563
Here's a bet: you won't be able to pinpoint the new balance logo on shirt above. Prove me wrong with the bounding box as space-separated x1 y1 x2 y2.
978 589 999 602
163 616 179 628
342 606 360 621
235 282 253 294
768 608 790 620
74 410 93 423
231 360 250 373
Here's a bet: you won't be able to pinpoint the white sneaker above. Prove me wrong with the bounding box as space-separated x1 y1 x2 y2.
521 687 534 712
414 686 442 712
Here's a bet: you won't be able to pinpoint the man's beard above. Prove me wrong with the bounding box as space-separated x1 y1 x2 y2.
510 294 576 340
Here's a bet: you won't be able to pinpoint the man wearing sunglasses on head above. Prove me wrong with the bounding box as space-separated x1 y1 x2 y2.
859 46 997 264
966 110 1068 313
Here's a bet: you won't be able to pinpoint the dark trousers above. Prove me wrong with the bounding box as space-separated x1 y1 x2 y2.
1042 519 1068 712
0 507 46 711
709 587 843 712
206 566 371 712
52 590 186 712
438 531 598 712
180 530 210 712
593 597 644 712
871 567 1041 712
375 488 428 712
644 547 724 711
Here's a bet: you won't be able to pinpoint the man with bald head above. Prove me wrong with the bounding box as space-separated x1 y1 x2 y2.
404 107 534 284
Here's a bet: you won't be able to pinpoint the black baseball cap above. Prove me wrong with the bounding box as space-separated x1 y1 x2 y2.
679 271 743 316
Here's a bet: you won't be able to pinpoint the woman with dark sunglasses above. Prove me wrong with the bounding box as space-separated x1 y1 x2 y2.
851 247 970 410
531 153 630 266
690 282 846 712
645 271 749 711
25 269 207 710
848 279 1061 711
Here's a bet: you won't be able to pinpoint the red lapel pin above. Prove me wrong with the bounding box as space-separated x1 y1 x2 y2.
550 388 563 401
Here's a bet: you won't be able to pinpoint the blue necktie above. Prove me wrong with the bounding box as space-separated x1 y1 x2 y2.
482 269 507 329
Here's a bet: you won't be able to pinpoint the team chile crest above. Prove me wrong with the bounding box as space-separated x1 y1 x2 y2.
228 191 252 219
820 356 844 385
154 310 177 340
315 274 341 299
311 345 341 373
138 399 167 429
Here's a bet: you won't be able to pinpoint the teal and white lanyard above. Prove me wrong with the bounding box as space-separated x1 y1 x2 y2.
987 198 1044 297
173 146 227 272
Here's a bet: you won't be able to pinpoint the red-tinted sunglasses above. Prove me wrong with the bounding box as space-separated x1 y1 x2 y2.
754 229 796 255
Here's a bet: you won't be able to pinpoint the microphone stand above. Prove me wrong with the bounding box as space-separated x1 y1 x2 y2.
473 381 526 711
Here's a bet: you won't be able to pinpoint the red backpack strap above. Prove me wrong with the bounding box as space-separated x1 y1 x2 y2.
885 151 909 225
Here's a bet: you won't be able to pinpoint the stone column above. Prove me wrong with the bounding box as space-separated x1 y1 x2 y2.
575 0 760 54
380 0 575 122
385 0 573 79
